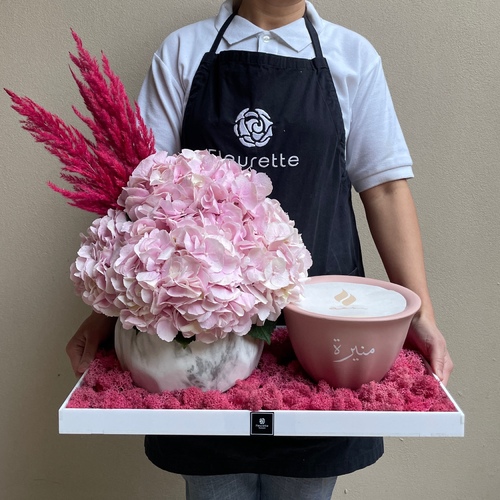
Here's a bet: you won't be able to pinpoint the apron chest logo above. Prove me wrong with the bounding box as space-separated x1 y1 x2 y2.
234 108 273 147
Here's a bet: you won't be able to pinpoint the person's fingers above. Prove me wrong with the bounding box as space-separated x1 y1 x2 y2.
65 313 116 376
77 334 100 375
428 335 446 382
405 316 453 385
66 334 87 376
439 350 454 386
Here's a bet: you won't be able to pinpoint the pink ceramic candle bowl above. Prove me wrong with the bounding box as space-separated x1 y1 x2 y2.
284 275 422 389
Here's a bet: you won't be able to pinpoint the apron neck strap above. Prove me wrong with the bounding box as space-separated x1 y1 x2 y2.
304 12 324 58
210 13 237 54
210 10 323 59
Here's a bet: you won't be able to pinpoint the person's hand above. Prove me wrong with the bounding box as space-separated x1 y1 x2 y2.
66 311 116 376
405 312 453 385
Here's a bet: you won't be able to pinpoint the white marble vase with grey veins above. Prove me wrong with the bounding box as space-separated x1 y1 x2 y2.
114 321 265 393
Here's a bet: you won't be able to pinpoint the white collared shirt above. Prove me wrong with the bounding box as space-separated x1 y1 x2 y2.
138 1 413 192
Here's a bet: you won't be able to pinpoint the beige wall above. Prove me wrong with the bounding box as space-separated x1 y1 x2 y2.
1 0 498 498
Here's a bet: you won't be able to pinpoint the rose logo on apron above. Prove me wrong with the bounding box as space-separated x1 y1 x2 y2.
234 108 273 147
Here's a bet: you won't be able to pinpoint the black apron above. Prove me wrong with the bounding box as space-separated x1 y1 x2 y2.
145 12 383 478
181 13 363 278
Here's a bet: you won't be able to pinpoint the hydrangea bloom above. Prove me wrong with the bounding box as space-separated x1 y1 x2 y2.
71 150 312 343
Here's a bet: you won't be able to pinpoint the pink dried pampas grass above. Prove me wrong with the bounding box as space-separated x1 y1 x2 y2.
5 30 155 215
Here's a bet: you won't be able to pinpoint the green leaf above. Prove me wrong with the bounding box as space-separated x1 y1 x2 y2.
247 320 277 345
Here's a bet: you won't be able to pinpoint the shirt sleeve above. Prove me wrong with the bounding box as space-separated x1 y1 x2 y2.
346 56 413 192
137 48 185 154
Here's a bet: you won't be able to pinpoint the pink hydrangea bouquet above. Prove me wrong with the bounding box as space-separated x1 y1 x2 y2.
71 149 312 344
6 32 312 347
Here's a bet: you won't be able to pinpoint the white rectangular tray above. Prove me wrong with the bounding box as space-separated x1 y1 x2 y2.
58 374 464 437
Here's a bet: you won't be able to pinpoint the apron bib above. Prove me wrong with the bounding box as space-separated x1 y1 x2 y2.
181 13 364 277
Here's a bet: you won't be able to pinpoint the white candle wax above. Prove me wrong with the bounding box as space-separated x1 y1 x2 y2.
296 282 407 318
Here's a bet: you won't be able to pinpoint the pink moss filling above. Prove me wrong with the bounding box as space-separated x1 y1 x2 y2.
67 328 456 412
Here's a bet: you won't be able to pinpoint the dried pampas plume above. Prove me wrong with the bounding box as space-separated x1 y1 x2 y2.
5 30 156 215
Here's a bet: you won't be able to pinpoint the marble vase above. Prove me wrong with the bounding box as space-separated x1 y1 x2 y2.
114 321 265 393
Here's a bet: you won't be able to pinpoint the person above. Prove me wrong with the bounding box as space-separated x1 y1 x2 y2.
66 1 453 498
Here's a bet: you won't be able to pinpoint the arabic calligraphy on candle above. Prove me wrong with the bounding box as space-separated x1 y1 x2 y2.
333 339 376 363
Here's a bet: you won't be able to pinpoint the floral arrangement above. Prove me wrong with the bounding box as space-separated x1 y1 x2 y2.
67 328 456 412
6 32 312 345
71 149 312 343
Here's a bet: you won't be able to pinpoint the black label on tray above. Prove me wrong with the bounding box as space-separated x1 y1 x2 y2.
250 412 274 436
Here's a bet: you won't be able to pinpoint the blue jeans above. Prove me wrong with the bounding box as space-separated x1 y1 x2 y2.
182 473 337 500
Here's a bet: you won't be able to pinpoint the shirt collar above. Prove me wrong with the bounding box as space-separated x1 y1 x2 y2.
215 1 325 53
